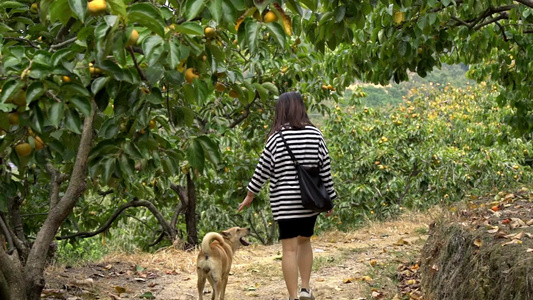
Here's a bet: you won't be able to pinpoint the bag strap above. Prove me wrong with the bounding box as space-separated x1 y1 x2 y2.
278 131 299 166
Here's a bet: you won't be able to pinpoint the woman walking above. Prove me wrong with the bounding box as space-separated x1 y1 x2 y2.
238 92 337 300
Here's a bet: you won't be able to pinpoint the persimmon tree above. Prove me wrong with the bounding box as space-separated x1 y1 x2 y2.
303 0 533 134
0 0 327 298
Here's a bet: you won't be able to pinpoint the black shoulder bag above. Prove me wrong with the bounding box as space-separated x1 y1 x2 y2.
279 131 334 213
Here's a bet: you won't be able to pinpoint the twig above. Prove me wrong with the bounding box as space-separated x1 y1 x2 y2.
473 13 509 31
495 21 509 42
50 37 77 50
127 46 148 82
3 37 39 49
54 18 76 44
46 91 62 103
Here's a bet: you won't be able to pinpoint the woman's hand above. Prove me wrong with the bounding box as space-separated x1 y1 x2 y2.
238 193 254 212
325 209 334 217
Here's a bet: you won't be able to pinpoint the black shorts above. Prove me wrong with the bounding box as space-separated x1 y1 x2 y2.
277 215 318 240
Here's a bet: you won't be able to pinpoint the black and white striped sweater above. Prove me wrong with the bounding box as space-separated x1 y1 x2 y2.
247 126 337 221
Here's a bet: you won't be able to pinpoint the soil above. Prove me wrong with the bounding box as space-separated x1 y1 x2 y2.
44 210 437 300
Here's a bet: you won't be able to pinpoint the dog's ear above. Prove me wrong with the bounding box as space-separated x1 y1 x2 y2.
219 231 230 237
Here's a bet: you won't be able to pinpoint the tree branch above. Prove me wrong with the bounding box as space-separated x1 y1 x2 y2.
53 17 76 44
473 13 509 31
228 96 259 129
56 199 175 240
0 215 14 253
127 46 148 82
45 163 68 208
0 213 28 258
514 0 533 9
50 37 77 50
495 21 509 42
3 37 39 49
146 232 165 248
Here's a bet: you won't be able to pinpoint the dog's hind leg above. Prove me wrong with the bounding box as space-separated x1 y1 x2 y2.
220 273 229 300
208 273 217 300
197 269 207 300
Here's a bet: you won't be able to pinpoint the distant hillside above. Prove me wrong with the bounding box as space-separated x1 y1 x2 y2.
347 64 474 108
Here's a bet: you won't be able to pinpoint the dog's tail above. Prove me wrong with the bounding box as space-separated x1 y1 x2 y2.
200 232 225 256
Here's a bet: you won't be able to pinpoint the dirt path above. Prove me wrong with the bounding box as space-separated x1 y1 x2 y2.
44 211 436 300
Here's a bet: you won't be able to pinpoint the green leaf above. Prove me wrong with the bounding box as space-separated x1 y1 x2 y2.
183 84 196 104
119 154 134 178
26 81 45 104
62 82 90 98
207 0 223 23
91 77 109 95
139 291 155 299
102 157 117 184
99 118 119 139
49 102 65 127
0 1 27 10
107 0 127 19
40 0 53 23
51 49 72 67
185 0 206 21
31 103 45 134
335 5 346 23
175 106 194 126
142 35 164 59
222 1 237 25
187 138 205 173
68 0 86 22
264 22 286 47
174 22 204 36
262 82 278 95
196 136 221 165
253 82 268 101
245 21 260 53
0 80 23 104
49 0 72 24
128 3 165 37
64 108 82 134
70 97 91 117
168 40 180 69
253 0 269 12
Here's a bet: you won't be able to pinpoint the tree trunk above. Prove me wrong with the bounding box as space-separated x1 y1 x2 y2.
23 100 96 300
0 250 27 300
185 173 198 246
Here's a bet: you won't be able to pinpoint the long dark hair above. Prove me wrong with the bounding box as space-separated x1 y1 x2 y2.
268 92 313 137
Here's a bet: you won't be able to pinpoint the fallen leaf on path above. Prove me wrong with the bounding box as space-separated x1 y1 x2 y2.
104 264 113 270
371 291 384 298
316 278 324 282
410 290 423 300
108 293 121 300
502 240 522 246
506 232 524 240
487 227 499 234
343 277 355 283
369 259 378 267
362 275 372 282
133 278 146 282
527 219 533 226
114 286 126 294
527 248 533 253
525 233 533 239
394 238 409 246
72 278 94 289
474 239 483 248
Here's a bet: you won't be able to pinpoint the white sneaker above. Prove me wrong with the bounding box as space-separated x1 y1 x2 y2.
300 288 314 300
